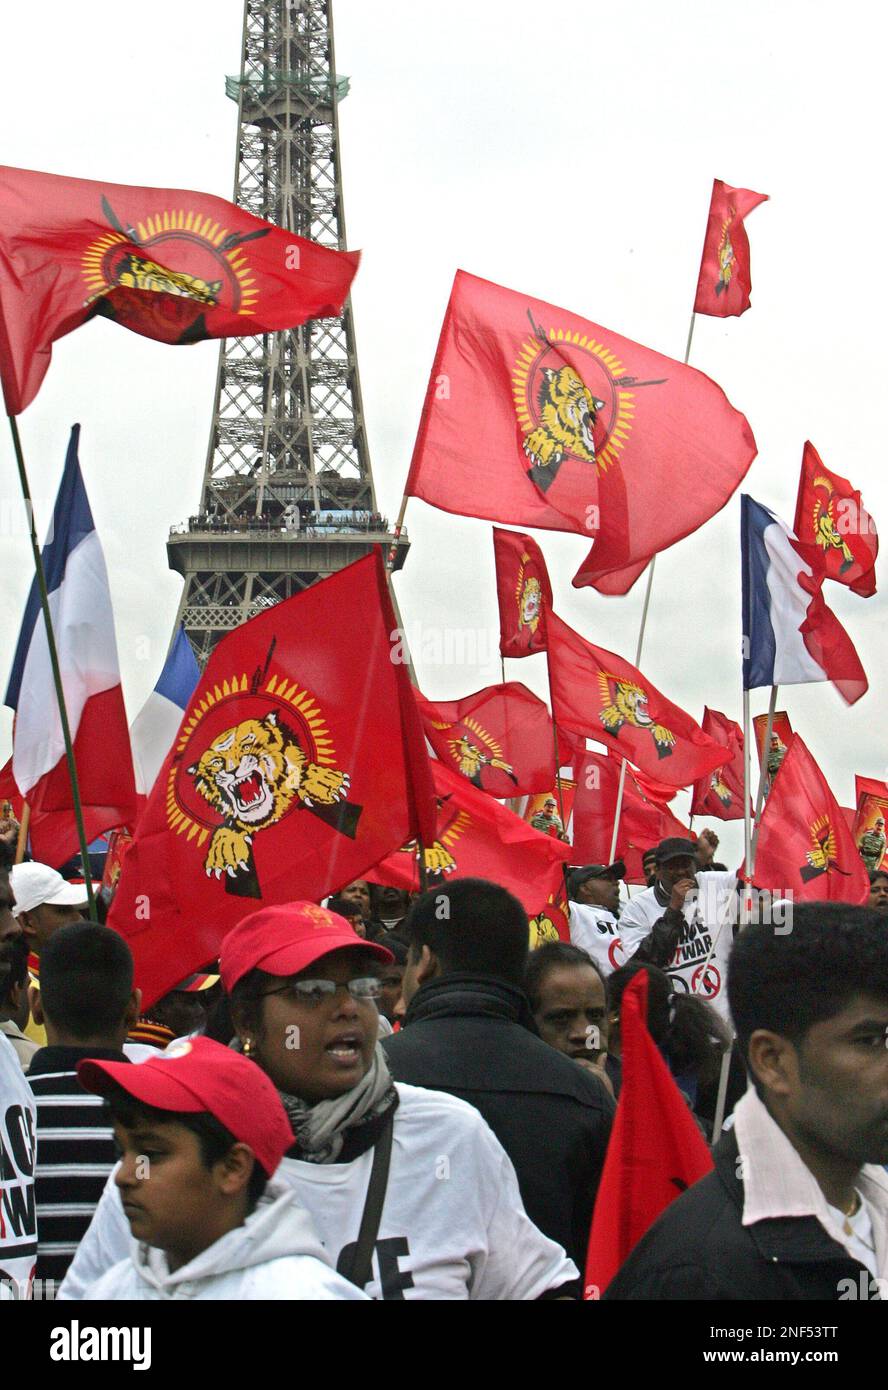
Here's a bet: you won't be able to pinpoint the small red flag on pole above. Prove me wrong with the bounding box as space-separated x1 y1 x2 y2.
693 178 768 318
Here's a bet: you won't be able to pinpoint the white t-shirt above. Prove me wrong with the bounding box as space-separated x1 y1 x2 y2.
569 903 624 976
0 1030 37 1299
618 871 739 1020
60 1083 577 1301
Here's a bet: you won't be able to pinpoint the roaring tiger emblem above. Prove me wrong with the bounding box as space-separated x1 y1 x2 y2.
522 365 605 479
113 251 222 305
599 677 675 759
812 475 855 573
519 574 542 633
187 711 351 881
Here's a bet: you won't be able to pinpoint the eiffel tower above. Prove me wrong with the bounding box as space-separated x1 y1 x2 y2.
168 0 408 662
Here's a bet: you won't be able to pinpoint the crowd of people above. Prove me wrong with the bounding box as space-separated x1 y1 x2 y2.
1 827 887 1303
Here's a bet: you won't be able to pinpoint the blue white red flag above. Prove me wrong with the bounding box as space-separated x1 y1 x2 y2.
4 425 137 865
741 494 867 705
130 627 200 810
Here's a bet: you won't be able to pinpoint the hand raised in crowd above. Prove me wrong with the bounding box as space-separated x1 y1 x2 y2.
669 877 697 911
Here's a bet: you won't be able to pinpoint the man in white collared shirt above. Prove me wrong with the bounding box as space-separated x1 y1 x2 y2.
605 902 888 1300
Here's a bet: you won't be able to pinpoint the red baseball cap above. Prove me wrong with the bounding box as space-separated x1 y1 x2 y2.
77 1036 293 1178
219 901 394 994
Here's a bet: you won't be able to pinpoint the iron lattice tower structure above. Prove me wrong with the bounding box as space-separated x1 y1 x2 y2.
169 0 407 662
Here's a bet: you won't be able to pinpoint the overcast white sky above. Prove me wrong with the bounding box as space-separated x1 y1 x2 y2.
1 0 885 867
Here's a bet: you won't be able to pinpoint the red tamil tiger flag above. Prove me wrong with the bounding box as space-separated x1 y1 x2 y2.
572 750 690 887
366 760 571 928
0 165 359 414
107 552 436 1008
406 270 756 595
585 971 714 1297
793 441 878 598
852 775 888 874
415 682 555 798
692 178 768 318
546 611 730 786
753 736 869 903
492 527 552 657
690 708 747 821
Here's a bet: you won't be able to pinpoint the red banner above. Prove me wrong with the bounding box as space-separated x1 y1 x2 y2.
406 270 756 595
584 972 714 1297
690 708 747 821
546 611 730 787
367 761 571 923
108 553 435 1008
853 775 888 874
753 736 869 903
572 750 690 886
0 165 359 414
492 527 552 657
793 441 878 598
693 178 768 318
415 682 555 798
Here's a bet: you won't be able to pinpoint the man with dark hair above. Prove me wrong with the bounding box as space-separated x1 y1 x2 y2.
27 922 141 1289
606 904 888 1300
525 941 615 1094
641 848 658 887
618 837 739 1021
0 928 34 1069
567 861 625 977
382 878 614 1275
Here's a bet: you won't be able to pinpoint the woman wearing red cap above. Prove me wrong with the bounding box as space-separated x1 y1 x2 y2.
61 902 578 1301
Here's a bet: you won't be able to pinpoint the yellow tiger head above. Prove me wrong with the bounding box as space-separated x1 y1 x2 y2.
613 680 652 728
187 712 305 831
536 366 603 465
116 252 222 304
519 575 542 627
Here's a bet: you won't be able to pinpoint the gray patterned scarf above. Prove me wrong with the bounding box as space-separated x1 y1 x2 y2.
276 1044 397 1164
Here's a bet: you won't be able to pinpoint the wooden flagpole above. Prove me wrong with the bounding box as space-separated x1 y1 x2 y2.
7 417 96 919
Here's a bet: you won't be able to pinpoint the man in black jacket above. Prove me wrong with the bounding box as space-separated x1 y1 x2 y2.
605 903 888 1300
381 879 615 1275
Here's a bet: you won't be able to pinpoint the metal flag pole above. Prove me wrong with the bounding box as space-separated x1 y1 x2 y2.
742 687 753 890
7 416 97 919
749 685 778 874
552 723 567 834
608 307 696 864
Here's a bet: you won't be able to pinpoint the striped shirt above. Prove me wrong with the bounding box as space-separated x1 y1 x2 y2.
27 1046 127 1292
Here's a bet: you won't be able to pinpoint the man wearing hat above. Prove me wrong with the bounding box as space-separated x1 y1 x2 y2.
10 862 93 1048
9 862 90 957
617 838 740 1020
567 861 626 978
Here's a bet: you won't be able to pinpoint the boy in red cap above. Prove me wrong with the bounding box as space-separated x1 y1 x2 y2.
74 1037 366 1300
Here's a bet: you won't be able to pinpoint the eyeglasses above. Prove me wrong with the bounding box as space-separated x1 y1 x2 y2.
260 977 382 1008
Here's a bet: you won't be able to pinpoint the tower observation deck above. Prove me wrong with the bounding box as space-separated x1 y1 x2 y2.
168 0 408 662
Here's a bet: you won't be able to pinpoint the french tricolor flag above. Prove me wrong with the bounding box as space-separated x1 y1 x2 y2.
4 426 137 866
130 626 199 816
742 494 868 705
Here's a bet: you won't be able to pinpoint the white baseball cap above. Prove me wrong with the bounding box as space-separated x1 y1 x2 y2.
9 862 93 917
